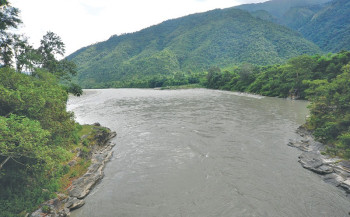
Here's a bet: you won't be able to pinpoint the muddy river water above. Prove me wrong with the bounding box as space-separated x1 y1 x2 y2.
68 89 350 217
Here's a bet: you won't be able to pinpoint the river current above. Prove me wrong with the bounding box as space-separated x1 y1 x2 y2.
68 89 350 217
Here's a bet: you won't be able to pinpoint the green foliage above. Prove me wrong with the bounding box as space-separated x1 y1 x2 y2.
0 115 52 169
41 205 51 214
0 1 21 67
298 0 350 52
237 0 350 52
0 3 84 215
235 0 331 18
1 26 82 94
201 51 350 158
0 67 80 216
68 8 321 88
0 68 77 145
305 65 350 157
66 82 83 97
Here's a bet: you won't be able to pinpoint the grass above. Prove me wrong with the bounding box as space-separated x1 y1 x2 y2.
59 159 91 193
58 124 96 193
77 124 94 138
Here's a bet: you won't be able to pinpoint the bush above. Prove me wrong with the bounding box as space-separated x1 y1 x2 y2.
339 133 350 147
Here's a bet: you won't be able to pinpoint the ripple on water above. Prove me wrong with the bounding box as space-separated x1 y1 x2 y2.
68 89 350 217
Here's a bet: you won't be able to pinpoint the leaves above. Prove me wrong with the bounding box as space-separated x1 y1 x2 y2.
0 115 51 164
0 67 79 215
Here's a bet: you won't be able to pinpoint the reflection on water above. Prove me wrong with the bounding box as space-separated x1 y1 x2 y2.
68 89 350 217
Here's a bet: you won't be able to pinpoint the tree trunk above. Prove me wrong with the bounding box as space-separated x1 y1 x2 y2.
0 156 11 170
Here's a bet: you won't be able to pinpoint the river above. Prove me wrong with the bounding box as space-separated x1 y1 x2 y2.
67 89 350 217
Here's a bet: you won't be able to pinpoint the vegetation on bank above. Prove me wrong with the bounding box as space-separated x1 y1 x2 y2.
202 51 350 159
68 7 321 88
97 51 350 159
1 0 350 215
0 1 103 216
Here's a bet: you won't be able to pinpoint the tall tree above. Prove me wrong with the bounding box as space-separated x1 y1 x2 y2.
38 31 65 72
0 0 21 67
12 34 41 73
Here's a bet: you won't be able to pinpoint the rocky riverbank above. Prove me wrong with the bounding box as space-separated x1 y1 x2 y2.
30 123 117 217
288 126 350 195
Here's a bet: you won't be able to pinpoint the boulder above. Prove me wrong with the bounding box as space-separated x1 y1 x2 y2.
323 173 344 187
298 152 334 175
65 197 85 210
68 172 104 199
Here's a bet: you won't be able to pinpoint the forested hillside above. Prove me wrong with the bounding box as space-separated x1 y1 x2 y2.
237 0 350 52
68 8 321 88
236 0 331 18
298 0 350 52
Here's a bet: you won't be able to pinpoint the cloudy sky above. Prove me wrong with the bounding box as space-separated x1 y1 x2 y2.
11 0 268 56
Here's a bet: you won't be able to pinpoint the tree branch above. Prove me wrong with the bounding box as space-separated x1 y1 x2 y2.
0 156 11 170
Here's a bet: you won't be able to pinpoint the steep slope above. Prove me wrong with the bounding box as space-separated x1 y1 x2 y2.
236 0 331 18
237 0 350 52
298 0 350 52
68 8 321 88
281 4 325 29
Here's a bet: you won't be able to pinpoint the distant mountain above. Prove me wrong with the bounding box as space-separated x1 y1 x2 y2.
68 8 320 88
281 4 325 29
298 0 350 52
237 0 350 52
236 0 331 18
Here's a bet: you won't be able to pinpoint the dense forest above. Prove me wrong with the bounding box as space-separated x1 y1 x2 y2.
0 1 99 216
67 8 321 88
236 0 332 19
2 0 350 215
68 0 350 89
237 0 350 52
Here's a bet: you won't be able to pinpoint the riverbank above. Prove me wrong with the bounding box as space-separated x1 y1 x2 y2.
288 126 350 196
159 83 204 90
30 123 117 217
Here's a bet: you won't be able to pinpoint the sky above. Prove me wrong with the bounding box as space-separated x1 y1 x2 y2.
10 0 268 56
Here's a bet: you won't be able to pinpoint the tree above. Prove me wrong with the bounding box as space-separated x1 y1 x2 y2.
12 34 41 73
306 64 350 154
234 63 259 91
36 32 82 95
38 31 65 73
0 0 21 67
0 0 8 6
206 67 221 88
0 115 52 172
0 1 20 31
0 33 13 67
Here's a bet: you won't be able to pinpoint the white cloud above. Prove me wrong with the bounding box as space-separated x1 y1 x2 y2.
10 0 267 56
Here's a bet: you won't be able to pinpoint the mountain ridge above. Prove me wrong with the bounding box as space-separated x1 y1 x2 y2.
236 0 350 52
68 8 321 88
235 0 332 18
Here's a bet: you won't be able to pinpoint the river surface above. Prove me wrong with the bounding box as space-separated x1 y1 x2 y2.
68 89 350 217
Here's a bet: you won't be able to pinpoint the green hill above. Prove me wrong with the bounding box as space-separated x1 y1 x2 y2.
298 0 350 52
237 0 350 52
68 8 321 88
279 4 326 29
235 0 331 18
